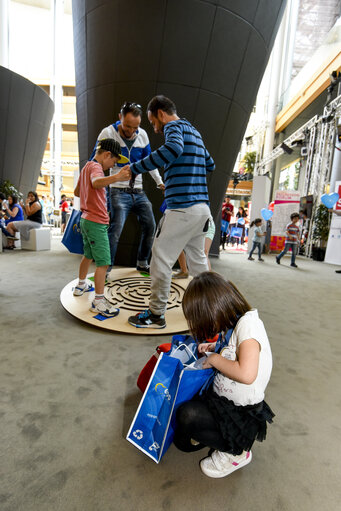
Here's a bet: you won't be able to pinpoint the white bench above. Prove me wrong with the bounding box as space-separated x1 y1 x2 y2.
21 228 51 251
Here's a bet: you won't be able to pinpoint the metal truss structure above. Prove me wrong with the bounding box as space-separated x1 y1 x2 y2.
256 93 341 257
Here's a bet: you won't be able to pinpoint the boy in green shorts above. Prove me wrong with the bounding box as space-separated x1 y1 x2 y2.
73 139 130 316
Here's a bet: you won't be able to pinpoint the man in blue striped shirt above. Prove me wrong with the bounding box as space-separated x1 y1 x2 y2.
126 95 215 328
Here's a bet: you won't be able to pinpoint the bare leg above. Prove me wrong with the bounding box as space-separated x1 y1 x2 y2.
94 265 108 295
204 237 213 270
6 222 17 236
78 256 92 280
178 251 188 273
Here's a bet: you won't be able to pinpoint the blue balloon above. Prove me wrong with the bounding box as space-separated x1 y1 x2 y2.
261 208 273 221
237 218 245 225
321 193 339 209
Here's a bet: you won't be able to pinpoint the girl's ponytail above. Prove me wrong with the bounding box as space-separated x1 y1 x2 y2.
250 218 262 228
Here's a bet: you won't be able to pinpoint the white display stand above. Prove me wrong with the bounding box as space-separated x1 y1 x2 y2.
325 181 341 265
21 228 51 251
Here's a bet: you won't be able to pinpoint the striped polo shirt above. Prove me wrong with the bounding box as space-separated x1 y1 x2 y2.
285 222 300 244
130 118 215 209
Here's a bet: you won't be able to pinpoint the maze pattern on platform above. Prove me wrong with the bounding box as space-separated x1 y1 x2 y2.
104 276 185 312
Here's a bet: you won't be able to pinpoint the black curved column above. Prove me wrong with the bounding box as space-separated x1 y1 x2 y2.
72 0 286 264
0 66 54 198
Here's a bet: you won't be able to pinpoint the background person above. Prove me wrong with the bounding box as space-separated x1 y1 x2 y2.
127 95 215 329
1 194 24 248
248 218 266 261
73 138 130 317
60 194 69 233
236 206 247 245
220 196 234 250
276 212 300 268
6 191 42 242
173 272 274 479
39 195 47 224
46 195 54 225
92 101 165 274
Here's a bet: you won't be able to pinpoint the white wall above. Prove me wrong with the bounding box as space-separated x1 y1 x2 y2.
8 1 75 85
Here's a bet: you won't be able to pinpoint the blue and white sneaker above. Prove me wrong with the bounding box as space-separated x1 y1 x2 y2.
89 298 119 317
128 309 166 329
73 282 93 296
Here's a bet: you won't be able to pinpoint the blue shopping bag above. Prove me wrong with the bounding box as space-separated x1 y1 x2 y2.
221 219 229 233
61 209 84 255
126 352 213 463
230 226 243 238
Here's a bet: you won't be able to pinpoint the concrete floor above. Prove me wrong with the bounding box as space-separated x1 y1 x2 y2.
1 238 340 511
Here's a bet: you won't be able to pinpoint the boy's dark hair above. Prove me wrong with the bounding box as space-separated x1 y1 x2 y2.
28 191 39 202
0 193 6 201
147 95 177 116
61 194 67 199
182 271 251 342
290 212 300 220
250 218 262 228
120 101 142 117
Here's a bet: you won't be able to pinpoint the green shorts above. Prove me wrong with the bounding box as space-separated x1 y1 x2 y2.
80 218 111 267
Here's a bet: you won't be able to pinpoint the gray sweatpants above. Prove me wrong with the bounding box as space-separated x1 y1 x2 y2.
149 203 211 315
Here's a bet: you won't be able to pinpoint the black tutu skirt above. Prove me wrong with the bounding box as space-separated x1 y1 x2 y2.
201 388 275 455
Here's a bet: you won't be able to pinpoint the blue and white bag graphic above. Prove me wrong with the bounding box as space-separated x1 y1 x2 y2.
126 332 233 463
61 209 83 255
126 353 213 463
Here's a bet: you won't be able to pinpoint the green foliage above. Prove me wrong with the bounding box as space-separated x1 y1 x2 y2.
0 180 23 201
242 151 257 174
312 204 330 245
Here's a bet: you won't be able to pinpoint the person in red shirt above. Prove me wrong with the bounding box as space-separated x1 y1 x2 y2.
60 195 69 233
73 139 130 317
221 195 234 250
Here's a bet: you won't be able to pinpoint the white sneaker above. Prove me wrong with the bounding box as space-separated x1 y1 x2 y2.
73 282 93 296
200 450 252 478
89 298 119 317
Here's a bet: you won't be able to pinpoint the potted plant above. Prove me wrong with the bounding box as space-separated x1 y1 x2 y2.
0 179 23 201
242 151 257 179
311 203 330 261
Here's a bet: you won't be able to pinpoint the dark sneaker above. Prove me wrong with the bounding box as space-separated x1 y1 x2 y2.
290 263 298 268
128 309 166 329
247 257 254 261
335 270 341 273
258 258 264 262
276 257 280 264
136 265 150 274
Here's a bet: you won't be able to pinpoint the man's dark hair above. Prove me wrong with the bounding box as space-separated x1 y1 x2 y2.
147 95 177 116
120 101 142 117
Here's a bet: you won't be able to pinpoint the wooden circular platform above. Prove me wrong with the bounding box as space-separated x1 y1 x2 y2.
60 268 191 335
